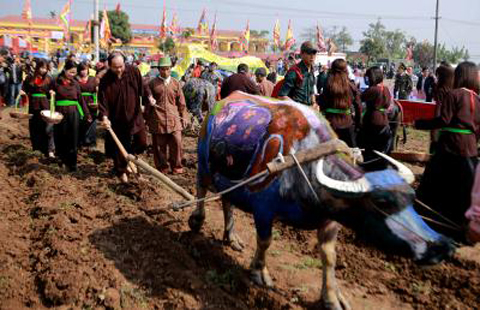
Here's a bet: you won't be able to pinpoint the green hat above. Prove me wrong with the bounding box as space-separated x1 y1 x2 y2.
157 57 172 68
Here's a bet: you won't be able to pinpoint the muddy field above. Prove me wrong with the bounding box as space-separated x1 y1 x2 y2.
1 109 479 310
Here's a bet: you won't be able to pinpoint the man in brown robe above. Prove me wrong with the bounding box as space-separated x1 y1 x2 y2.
220 63 260 99
145 57 188 175
255 67 274 97
98 52 148 183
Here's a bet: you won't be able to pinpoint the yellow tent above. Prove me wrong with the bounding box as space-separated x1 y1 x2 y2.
174 44 267 78
137 62 151 77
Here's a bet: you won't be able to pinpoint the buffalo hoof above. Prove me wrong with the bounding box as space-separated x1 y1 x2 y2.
188 213 205 233
250 268 273 287
321 291 351 310
223 232 245 252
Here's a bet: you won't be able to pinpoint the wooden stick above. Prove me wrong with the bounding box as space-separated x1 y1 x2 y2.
50 93 55 113
266 139 351 174
127 154 195 201
106 126 195 201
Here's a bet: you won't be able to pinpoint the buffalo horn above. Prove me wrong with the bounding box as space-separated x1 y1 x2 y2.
316 159 371 193
373 150 415 184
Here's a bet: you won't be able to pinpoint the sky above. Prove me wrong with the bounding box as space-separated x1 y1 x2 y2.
2 0 480 62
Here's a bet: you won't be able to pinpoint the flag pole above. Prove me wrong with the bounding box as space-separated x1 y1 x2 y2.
68 0 72 49
94 0 99 61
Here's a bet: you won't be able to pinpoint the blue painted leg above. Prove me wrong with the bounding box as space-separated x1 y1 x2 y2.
318 221 351 310
221 198 244 251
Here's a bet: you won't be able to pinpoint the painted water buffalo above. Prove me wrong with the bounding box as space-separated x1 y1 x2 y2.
189 92 453 310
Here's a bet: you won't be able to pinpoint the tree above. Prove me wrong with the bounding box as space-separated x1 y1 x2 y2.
159 37 175 54
413 41 469 67
413 40 434 68
359 19 386 62
326 26 353 53
438 44 470 64
300 26 316 42
301 25 353 52
181 28 195 40
100 10 132 43
250 30 269 38
384 29 407 59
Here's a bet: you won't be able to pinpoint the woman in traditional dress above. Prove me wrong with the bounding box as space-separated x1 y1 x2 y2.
358 66 392 161
20 59 55 157
415 61 480 239
430 63 454 153
51 60 91 171
77 62 99 148
318 58 362 147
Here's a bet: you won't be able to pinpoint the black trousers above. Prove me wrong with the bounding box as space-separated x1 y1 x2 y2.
335 126 357 148
79 119 97 147
105 128 147 176
29 110 52 156
358 125 392 162
416 150 478 239
54 110 79 171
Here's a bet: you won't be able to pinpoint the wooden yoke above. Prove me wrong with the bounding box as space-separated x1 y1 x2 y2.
266 139 352 174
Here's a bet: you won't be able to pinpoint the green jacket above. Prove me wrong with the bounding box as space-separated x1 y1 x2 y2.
278 61 315 105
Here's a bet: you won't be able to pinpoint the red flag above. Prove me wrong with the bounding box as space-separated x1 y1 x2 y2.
115 2 121 13
22 0 33 27
160 5 167 39
406 43 414 61
316 23 327 52
210 14 218 51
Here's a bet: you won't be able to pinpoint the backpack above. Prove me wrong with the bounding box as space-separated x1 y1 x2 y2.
271 65 304 98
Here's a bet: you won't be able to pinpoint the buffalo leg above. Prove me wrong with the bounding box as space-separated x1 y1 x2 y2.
318 221 351 310
221 198 244 251
250 234 273 287
188 184 207 233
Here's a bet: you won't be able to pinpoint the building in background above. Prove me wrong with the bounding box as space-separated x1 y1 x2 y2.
0 15 269 56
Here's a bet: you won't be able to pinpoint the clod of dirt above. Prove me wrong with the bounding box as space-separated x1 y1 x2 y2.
103 287 120 309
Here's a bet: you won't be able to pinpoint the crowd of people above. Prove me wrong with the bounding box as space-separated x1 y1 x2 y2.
1 40 479 242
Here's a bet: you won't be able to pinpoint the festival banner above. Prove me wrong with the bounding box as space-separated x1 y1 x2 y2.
22 0 33 27
284 19 295 51
83 17 92 43
169 12 180 37
197 8 208 35
100 8 112 47
240 20 250 53
159 4 167 39
273 19 280 48
58 0 71 41
210 13 218 51
316 23 327 52
406 43 414 61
